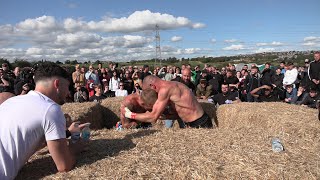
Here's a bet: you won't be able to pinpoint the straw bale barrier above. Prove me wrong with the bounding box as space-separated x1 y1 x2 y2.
61 102 105 129
17 102 320 179
100 97 124 128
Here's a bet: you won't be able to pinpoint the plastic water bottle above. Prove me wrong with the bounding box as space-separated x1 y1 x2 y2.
271 138 284 152
81 123 91 140
116 122 123 131
71 122 80 143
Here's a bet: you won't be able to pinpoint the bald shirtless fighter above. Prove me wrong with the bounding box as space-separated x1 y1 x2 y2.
120 88 158 128
124 75 213 128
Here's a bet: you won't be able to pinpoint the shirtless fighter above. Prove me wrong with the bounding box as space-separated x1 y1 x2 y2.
120 88 158 128
124 75 213 128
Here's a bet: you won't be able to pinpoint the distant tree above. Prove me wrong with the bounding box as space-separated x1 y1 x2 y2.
71 60 78 65
94 60 101 65
55 60 63 64
13 59 32 68
65 60 71 64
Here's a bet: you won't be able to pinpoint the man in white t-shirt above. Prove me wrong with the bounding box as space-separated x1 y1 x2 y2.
0 62 87 180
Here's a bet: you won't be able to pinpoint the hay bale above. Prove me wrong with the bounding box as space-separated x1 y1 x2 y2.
198 99 217 127
18 126 320 179
61 102 104 129
100 97 124 128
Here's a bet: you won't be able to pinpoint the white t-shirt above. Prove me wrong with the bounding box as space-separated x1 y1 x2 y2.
115 89 128 97
109 77 120 92
0 91 66 180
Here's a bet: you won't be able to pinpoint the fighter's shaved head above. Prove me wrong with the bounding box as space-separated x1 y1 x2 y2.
142 75 160 90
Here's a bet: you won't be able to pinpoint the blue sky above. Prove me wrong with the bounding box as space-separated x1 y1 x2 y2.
0 0 319 62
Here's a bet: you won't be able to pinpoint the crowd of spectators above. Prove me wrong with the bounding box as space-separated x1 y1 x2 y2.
1 52 320 109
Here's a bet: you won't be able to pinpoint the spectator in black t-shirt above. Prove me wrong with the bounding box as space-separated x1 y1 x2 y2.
172 68 195 93
89 84 106 102
244 66 260 102
208 69 222 95
261 63 274 85
103 84 115 98
250 84 279 102
224 70 239 91
139 65 151 81
212 83 240 105
123 70 134 94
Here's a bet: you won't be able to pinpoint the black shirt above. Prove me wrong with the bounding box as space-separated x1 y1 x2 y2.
258 92 279 102
224 76 239 85
89 94 106 102
139 71 151 81
213 91 238 105
172 77 195 92
308 60 320 80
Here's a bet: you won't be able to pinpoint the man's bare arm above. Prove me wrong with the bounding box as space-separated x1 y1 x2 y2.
126 90 169 123
47 139 76 172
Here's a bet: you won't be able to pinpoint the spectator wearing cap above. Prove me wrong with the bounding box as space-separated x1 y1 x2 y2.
196 79 213 100
250 84 279 102
307 52 320 92
139 65 151 81
300 86 320 108
195 70 209 86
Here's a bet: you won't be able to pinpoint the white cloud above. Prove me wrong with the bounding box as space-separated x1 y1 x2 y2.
303 36 320 42
256 43 268 46
184 48 201 54
16 16 61 34
192 23 206 29
79 10 205 33
171 36 183 42
0 10 208 62
256 41 283 46
302 42 317 46
271 41 283 46
223 44 244 51
224 39 237 43
211 38 217 43
55 32 102 46
255 48 275 53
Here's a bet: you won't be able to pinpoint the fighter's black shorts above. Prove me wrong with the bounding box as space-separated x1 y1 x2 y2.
186 112 213 128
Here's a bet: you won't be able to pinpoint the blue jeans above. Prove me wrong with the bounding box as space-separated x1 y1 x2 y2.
164 119 186 128
164 120 174 128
